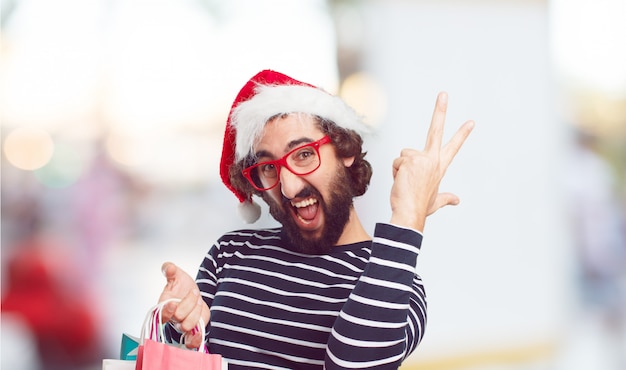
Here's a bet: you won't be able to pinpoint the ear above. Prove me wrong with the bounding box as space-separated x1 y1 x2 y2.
342 156 355 168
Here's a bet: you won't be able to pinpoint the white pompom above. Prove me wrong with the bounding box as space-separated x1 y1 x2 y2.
238 199 262 223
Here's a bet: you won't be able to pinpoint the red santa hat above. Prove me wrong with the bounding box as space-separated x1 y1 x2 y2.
220 69 368 223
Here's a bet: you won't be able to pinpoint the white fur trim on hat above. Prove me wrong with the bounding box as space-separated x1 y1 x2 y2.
230 84 368 160
238 198 262 224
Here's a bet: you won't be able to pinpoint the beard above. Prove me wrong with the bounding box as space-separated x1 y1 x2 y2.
263 167 354 255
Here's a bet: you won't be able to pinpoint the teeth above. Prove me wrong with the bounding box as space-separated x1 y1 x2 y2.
291 198 317 208
296 214 312 224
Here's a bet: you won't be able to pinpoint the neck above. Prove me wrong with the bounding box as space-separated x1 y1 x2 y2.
335 208 371 246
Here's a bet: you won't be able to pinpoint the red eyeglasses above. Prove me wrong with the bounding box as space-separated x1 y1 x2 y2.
242 136 331 191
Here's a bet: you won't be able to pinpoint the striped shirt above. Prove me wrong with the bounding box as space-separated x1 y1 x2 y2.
178 223 426 369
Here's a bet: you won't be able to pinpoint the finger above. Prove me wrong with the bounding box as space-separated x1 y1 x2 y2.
177 289 203 332
441 119 475 169
160 300 178 323
391 156 404 178
428 192 460 216
425 92 448 153
184 301 209 349
158 262 180 322
184 331 203 349
392 148 420 172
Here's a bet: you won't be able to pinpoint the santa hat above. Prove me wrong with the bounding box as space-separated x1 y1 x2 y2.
220 69 368 223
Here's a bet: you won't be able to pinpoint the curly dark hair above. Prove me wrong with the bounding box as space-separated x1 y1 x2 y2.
228 115 372 200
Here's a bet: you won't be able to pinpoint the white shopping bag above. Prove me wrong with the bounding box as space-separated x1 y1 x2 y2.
102 358 135 370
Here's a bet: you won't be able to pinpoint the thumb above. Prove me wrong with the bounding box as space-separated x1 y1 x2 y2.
159 262 181 322
428 192 460 216
161 262 178 284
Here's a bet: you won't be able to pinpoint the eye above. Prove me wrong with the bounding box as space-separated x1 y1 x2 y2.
259 163 277 177
293 148 315 162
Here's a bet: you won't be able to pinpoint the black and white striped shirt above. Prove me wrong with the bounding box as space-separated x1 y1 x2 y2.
192 223 426 369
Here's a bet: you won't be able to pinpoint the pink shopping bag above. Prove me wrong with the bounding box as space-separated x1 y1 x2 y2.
134 299 224 370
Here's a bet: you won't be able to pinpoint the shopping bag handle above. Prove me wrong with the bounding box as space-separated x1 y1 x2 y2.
139 298 207 353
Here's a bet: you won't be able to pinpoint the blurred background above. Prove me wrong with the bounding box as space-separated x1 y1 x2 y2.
1 0 624 369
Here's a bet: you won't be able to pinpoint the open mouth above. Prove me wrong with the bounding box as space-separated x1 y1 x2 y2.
290 197 319 225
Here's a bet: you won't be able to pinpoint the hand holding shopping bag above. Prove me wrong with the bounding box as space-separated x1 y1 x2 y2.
103 298 225 370
158 262 210 350
135 298 224 370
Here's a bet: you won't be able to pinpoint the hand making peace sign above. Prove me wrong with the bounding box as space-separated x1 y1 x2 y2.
389 92 474 232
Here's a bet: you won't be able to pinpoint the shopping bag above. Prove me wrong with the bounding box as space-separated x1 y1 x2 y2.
137 339 224 369
120 333 140 360
103 359 136 370
134 298 225 370
102 332 138 368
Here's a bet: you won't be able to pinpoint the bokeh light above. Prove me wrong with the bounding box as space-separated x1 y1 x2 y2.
3 127 55 170
104 132 153 168
550 0 626 95
33 142 87 188
339 72 388 127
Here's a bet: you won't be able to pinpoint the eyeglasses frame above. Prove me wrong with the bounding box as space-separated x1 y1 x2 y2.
241 135 332 191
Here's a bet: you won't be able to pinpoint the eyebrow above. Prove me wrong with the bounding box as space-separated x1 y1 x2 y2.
253 137 315 159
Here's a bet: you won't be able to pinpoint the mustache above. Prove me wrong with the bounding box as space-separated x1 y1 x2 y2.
281 186 320 206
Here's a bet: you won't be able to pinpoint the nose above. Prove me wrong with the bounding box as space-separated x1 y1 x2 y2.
279 166 305 199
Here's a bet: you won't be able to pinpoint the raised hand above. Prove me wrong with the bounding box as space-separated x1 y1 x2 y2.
158 262 210 349
390 92 474 232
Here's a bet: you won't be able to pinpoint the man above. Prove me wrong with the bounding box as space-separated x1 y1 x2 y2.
157 69 474 369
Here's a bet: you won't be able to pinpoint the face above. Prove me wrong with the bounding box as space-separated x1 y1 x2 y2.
252 114 355 254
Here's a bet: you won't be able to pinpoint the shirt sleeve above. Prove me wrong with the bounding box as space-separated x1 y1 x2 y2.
325 223 427 369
